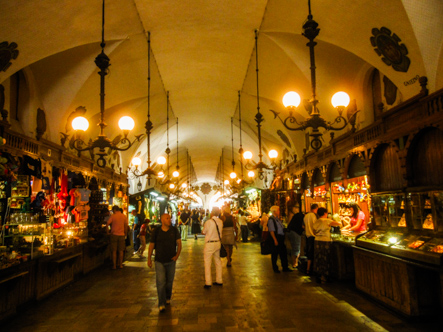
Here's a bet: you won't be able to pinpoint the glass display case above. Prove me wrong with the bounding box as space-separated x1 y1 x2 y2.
408 191 443 232
1 214 54 262
371 193 406 228
331 229 364 245
388 234 442 265
357 191 443 265
356 230 405 254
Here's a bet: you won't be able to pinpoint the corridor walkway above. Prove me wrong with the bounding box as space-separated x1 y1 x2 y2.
3 237 441 331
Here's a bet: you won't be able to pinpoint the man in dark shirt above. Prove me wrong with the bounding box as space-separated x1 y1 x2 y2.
147 213 182 313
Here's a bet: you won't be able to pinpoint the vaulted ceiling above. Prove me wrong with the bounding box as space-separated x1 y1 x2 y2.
1 0 443 192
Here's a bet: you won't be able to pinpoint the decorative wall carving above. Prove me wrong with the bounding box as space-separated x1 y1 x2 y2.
370 27 410 72
36 108 46 141
0 41 19 72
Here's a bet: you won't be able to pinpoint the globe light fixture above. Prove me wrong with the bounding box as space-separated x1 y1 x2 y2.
157 156 167 165
268 149 278 159
118 116 135 131
243 151 253 160
282 91 301 108
269 1 358 151
173 170 179 178
248 170 255 178
69 0 140 167
72 117 89 131
131 157 142 167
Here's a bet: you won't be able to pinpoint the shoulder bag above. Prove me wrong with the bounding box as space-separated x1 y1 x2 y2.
213 218 227 258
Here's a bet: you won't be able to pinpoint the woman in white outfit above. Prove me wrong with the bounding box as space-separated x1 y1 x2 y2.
202 207 224 288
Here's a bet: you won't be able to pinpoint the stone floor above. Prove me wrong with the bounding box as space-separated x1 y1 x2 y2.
3 236 442 331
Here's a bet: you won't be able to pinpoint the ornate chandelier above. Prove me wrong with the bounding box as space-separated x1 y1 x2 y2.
242 30 279 180
269 0 356 151
70 0 140 168
128 32 166 186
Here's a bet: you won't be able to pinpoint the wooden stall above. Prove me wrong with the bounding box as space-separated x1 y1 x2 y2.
282 80 443 315
355 126 443 316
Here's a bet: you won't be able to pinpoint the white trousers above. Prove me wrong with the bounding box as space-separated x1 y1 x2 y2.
204 241 223 285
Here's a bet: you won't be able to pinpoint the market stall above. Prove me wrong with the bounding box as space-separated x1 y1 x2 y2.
0 129 129 321
354 134 443 317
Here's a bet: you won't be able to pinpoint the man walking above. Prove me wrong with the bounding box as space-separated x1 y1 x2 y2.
202 207 223 288
147 213 182 312
268 205 292 273
304 203 319 275
179 208 190 241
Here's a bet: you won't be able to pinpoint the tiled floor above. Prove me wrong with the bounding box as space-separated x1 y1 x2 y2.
3 236 442 331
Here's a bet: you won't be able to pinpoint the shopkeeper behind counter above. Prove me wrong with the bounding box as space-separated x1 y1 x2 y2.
342 203 366 232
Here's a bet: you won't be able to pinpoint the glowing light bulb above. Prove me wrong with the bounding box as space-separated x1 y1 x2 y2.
72 117 89 131
331 91 350 108
230 172 237 179
248 171 255 178
243 151 253 160
118 116 135 131
181 183 187 188
131 157 142 167
157 171 164 178
388 237 398 244
268 149 278 159
224 180 229 185
282 91 301 108
169 183 175 189
173 170 179 177
157 156 166 165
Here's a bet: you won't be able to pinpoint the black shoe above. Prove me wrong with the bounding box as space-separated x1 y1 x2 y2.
204 285 211 289
273 269 280 273
213 282 223 286
282 268 293 272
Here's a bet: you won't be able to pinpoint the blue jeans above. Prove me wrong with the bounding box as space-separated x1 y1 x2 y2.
133 229 140 252
155 261 176 307
287 230 301 257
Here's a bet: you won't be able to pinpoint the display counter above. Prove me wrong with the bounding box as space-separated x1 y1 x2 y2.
0 239 110 322
353 246 441 317
330 230 363 280
0 259 36 321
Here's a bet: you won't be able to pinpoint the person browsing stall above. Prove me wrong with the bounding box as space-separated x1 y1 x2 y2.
304 203 318 275
107 205 129 270
268 205 292 273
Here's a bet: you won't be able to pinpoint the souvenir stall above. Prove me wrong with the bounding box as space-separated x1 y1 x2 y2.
354 129 443 317
304 168 328 214
329 156 371 280
331 155 370 231
0 129 128 320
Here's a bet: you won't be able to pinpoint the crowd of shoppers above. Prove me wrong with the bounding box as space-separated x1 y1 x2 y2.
109 200 366 312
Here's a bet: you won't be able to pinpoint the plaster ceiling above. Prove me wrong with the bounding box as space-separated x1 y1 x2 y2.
1 0 443 190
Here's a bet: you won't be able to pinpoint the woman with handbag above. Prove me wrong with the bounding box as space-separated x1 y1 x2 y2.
221 205 237 267
201 207 224 289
